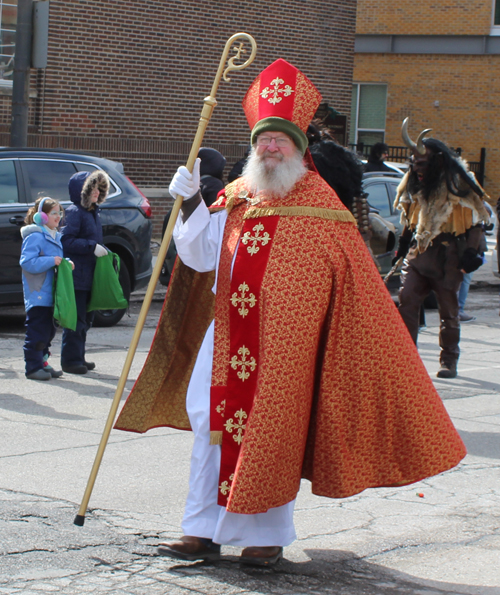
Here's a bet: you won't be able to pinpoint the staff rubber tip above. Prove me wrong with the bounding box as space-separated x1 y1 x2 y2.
74 514 85 526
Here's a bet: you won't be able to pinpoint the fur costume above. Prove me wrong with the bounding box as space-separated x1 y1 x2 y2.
394 164 490 253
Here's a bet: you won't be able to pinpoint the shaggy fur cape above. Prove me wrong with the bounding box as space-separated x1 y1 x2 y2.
394 167 490 252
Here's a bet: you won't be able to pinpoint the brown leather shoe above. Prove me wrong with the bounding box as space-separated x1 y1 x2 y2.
157 535 221 561
240 546 283 566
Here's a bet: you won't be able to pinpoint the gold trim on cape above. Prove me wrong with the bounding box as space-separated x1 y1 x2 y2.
244 206 357 223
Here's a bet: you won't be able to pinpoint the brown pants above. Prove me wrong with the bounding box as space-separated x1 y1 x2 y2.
398 238 463 366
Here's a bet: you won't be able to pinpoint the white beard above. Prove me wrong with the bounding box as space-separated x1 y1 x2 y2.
242 146 307 198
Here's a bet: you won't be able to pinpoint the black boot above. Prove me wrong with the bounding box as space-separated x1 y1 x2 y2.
436 362 457 379
62 364 88 375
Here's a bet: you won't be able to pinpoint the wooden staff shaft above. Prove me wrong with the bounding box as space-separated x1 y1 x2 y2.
74 34 256 526
383 256 404 285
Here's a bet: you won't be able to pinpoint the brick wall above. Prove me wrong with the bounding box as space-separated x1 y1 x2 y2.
0 0 357 237
353 53 500 199
356 0 492 35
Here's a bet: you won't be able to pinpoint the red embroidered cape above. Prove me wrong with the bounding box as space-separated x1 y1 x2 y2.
115 171 466 514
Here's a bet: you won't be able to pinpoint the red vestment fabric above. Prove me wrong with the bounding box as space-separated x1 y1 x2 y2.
115 171 466 514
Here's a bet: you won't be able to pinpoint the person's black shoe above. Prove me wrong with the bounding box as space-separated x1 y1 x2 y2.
436 363 457 379
84 361 95 371
61 364 88 375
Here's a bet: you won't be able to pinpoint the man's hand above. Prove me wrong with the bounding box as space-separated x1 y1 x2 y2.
169 158 201 200
54 256 63 266
392 234 411 266
94 244 108 257
459 247 483 273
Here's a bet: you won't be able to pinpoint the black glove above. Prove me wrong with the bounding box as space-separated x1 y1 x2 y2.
392 235 411 266
459 247 483 273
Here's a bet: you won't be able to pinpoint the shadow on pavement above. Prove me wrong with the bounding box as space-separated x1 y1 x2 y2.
0 394 90 421
458 429 500 460
165 548 500 595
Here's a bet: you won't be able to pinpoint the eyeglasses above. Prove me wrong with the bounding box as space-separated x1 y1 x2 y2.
49 211 64 217
256 136 292 147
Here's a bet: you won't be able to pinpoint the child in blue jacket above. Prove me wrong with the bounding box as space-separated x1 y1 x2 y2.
20 197 74 380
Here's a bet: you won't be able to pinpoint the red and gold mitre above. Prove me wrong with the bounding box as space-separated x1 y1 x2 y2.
242 58 322 155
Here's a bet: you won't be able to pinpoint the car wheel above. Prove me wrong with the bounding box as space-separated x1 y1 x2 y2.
92 257 131 327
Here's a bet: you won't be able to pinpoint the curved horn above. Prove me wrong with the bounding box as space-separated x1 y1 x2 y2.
416 128 432 155
401 117 417 152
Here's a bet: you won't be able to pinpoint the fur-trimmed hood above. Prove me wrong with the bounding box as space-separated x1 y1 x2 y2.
20 223 43 240
68 170 110 210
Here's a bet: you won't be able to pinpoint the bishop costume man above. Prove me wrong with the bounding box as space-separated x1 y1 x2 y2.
115 59 466 567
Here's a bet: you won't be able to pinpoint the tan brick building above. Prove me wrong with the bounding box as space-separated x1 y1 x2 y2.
0 0 357 235
353 0 500 200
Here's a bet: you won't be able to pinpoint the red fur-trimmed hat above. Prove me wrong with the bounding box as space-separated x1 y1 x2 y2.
242 58 322 155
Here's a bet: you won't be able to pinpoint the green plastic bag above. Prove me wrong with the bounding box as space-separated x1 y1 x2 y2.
53 258 77 331
87 251 128 312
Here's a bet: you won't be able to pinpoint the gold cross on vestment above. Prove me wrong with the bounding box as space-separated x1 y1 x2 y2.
260 76 294 105
230 345 257 381
241 222 271 255
230 282 257 318
224 409 247 445
219 473 235 496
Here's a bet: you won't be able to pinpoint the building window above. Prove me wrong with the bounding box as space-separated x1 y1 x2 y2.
349 83 387 148
491 1 500 34
0 0 16 86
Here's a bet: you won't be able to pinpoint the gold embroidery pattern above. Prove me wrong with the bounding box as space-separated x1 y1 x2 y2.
230 346 257 381
241 222 271 255
224 409 247 445
216 399 226 417
230 282 257 318
219 473 235 496
260 77 294 105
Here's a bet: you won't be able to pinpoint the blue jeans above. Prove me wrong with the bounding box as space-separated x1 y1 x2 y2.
458 272 473 314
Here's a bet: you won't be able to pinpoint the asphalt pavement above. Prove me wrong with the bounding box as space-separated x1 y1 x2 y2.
0 260 499 595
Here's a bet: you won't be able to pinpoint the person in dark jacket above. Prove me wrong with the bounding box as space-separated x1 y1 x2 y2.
198 147 226 206
227 145 251 183
364 142 394 173
159 148 226 286
60 170 110 374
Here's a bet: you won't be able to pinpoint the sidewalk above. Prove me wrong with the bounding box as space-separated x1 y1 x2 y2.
0 272 499 594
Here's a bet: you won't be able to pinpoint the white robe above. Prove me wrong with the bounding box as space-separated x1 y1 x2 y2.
173 201 296 547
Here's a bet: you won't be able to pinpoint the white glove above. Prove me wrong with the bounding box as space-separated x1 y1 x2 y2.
94 244 108 257
168 158 201 200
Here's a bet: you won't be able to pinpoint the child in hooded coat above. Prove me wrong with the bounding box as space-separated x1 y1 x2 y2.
60 170 110 374
20 197 73 380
